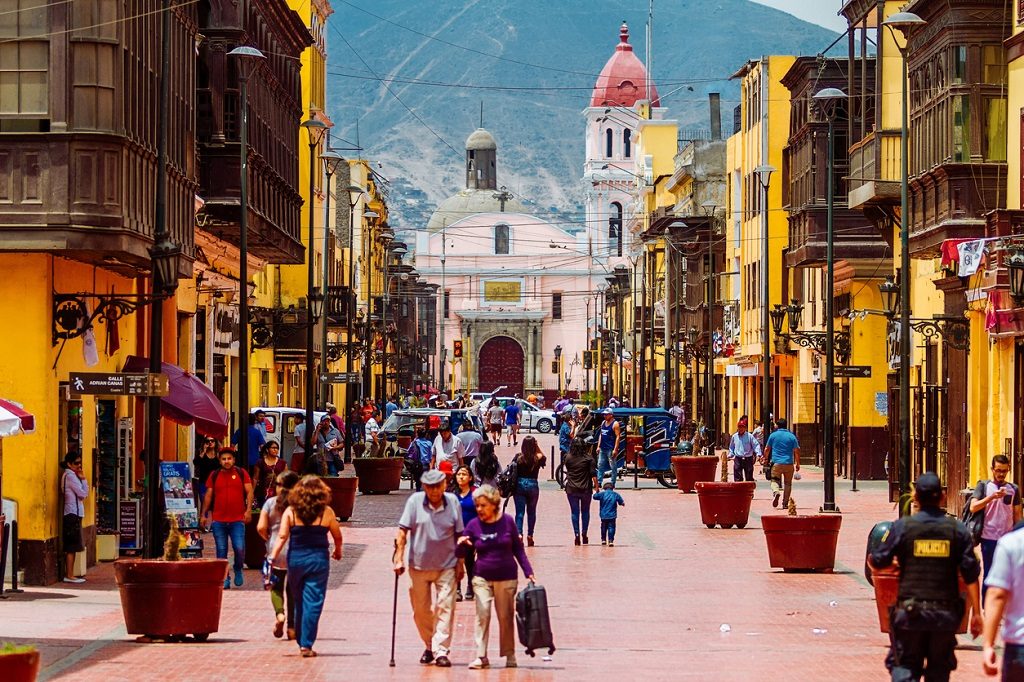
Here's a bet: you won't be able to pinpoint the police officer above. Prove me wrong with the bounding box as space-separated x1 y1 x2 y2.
870 472 983 681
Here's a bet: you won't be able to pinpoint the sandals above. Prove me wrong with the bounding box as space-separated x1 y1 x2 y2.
273 617 285 638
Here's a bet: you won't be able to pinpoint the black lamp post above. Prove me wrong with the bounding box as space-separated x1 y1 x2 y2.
343 181 365 460
301 117 329 461
883 10 926 515
813 85 847 513
554 345 562 395
319 150 344 407
1008 250 1024 300
227 45 264 472
754 164 776 440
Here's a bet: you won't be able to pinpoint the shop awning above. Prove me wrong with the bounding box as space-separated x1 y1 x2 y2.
0 399 34 437
123 356 229 438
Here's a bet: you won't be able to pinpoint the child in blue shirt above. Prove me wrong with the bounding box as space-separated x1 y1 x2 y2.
593 481 625 546
411 429 433 491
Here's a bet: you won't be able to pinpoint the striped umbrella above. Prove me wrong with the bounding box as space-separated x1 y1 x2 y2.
0 398 35 437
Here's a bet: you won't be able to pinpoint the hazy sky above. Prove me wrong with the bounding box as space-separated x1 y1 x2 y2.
750 0 846 32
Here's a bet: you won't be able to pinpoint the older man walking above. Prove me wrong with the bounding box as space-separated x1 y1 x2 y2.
394 469 465 667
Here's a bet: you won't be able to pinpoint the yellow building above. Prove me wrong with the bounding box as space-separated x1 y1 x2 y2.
722 56 795 441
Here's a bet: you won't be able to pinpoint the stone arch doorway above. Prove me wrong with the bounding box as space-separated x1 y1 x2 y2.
478 336 524 397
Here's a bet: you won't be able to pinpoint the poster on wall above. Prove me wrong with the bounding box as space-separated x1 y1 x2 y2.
160 461 203 557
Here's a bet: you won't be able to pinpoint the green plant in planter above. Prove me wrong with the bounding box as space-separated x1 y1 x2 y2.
162 514 183 562
0 643 36 655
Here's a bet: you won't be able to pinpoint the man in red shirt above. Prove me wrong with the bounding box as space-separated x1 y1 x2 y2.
201 448 254 589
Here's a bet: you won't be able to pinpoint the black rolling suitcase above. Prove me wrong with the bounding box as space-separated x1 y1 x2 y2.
515 582 555 656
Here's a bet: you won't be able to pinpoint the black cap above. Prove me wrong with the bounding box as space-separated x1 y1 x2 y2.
914 472 942 502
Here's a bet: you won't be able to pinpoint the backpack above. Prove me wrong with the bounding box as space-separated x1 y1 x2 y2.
495 458 519 499
960 480 988 546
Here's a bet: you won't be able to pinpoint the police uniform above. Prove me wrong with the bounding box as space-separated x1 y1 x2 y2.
870 473 981 682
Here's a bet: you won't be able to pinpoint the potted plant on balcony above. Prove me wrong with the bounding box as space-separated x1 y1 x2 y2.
694 452 756 528
670 427 719 493
761 498 843 572
0 643 39 682
114 516 229 642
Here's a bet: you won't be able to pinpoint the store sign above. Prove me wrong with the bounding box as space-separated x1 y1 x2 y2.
68 372 168 397
160 461 202 557
119 499 140 553
213 304 240 356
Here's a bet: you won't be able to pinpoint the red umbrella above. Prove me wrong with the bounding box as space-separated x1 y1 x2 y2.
123 356 229 438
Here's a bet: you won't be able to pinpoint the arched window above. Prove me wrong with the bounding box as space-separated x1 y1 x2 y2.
623 129 631 158
494 223 510 254
609 202 623 257
605 128 614 157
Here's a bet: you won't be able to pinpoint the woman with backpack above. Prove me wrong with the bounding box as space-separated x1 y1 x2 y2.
512 436 546 546
252 441 287 506
258 470 300 639
472 441 500 488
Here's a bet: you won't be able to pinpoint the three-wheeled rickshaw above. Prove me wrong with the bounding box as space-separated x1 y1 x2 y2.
558 407 680 489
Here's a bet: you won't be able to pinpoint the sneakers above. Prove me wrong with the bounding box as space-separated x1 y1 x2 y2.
62 577 85 584
608 542 615 547
601 540 607 546
466 590 475 601
772 492 781 508
505 654 518 668
233 567 244 587
468 657 490 669
223 579 231 590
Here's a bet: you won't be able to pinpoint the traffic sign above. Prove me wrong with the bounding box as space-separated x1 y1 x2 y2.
68 372 169 397
833 365 871 378
321 372 361 383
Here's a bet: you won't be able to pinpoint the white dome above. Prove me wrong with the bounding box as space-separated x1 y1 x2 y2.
426 189 526 232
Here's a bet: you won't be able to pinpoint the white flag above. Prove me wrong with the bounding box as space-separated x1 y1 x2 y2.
957 239 986 277
80 303 99 367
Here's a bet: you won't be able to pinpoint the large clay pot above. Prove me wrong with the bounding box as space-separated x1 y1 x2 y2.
761 514 842 572
671 455 719 493
324 476 358 520
114 558 229 639
352 457 404 494
695 481 756 528
0 650 40 682
244 510 265 569
870 566 970 634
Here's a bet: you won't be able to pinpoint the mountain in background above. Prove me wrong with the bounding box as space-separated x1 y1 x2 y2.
325 0 838 233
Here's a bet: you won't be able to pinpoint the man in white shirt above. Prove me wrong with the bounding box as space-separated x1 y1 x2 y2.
455 422 483 470
365 414 382 455
982 527 1024 678
727 418 762 482
431 421 466 470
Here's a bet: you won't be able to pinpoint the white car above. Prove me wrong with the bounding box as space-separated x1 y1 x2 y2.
488 397 556 434
251 407 329 448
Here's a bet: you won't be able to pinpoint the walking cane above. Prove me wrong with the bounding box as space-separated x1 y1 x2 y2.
390 539 399 667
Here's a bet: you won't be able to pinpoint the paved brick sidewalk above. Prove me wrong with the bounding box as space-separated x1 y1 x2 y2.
0 439 990 680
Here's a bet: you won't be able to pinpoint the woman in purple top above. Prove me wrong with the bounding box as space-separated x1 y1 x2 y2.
458 484 535 670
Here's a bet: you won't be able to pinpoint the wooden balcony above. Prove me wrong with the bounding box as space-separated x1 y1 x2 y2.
847 130 901 210
0 133 194 277
908 163 1006 258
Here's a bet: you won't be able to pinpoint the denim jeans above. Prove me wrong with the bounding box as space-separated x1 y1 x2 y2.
211 521 245 572
596 448 617 488
288 546 330 649
601 518 617 543
981 538 998 601
566 491 592 536
514 478 540 537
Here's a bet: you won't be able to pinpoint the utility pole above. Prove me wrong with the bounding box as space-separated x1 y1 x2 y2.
439 219 446 389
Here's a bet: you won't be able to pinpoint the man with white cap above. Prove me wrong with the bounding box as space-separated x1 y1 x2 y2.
394 468 465 667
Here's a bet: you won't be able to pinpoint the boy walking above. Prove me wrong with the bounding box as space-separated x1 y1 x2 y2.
593 481 625 547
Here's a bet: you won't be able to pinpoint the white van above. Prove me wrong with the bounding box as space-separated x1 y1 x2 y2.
251 407 329 450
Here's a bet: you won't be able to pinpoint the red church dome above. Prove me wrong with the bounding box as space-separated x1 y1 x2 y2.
590 22 660 108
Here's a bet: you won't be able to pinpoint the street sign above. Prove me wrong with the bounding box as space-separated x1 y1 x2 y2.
833 365 871 378
321 372 361 383
68 372 169 397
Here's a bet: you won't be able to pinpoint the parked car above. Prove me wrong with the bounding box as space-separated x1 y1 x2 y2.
485 397 556 434
469 386 507 404
251 407 329 448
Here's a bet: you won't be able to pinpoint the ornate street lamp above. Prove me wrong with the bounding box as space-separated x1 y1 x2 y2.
319 149 344 406
879 276 900 317
1007 250 1024 301
754 164 776 439
769 304 787 338
301 118 329 460
883 9 926 516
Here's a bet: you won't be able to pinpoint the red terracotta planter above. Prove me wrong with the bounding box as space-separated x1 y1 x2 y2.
671 455 719 493
761 514 842 572
115 558 229 639
0 650 40 682
695 481 756 528
871 567 969 634
244 510 265 569
352 457 404 494
324 475 358 520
